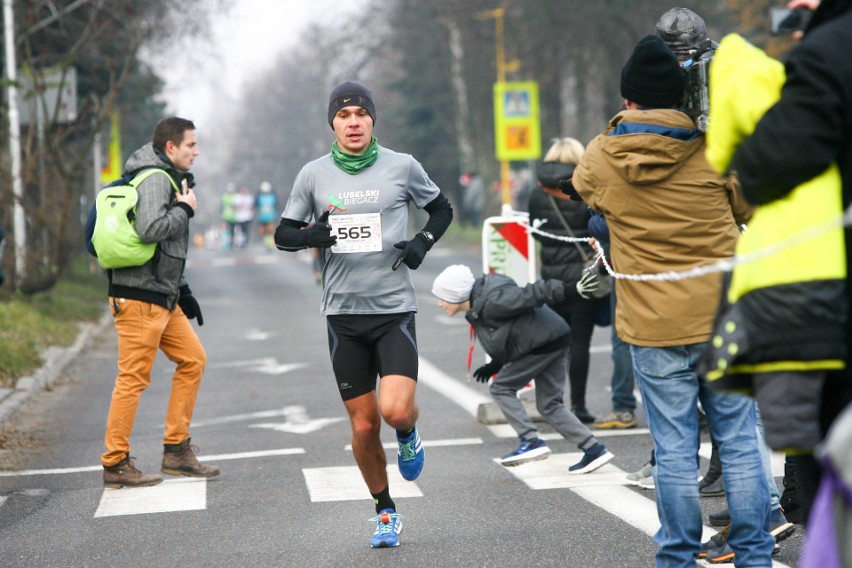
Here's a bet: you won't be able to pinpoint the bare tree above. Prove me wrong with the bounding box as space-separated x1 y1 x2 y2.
1 0 227 293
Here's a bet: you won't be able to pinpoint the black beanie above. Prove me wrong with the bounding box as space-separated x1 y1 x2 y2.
327 81 377 128
620 35 685 109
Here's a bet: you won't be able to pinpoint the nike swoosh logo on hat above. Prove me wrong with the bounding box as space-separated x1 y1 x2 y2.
343 98 351 103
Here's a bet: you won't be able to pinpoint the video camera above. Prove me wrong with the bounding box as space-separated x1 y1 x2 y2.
656 7 716 132
680 38 718 133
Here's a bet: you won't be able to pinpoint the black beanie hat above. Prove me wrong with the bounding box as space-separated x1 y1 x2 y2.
620 35 685 109
327 81 377 128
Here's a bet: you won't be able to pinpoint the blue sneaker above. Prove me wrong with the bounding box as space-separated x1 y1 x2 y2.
499 437 552 467
369 508 403 548
568 443 614 474
397 427 424 481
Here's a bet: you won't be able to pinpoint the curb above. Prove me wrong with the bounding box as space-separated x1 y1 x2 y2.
0 310 112 426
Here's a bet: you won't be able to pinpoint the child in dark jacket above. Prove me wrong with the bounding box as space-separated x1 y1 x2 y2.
431 264 614 473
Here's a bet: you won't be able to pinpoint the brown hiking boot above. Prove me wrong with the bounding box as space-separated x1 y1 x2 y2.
103 455 164 489
161 438 220 478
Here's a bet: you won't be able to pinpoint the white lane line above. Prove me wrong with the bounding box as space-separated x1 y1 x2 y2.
94 478 206 518
198 448 305 461
0 496 7 508
0 448 305 478
418 357 491 417
344 437 483 451
589 344 613 354
0 465 103 476
303 466 423 502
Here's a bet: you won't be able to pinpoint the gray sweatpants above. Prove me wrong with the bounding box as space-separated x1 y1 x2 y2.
490 347 597 450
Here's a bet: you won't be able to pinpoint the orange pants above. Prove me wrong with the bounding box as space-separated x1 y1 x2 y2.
102 297 207 467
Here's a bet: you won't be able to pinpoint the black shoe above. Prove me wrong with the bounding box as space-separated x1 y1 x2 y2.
571 406 596 424
782 504 806 524
699 476 725 497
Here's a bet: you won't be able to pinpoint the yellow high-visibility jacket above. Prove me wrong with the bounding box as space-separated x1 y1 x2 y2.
702 33 846 390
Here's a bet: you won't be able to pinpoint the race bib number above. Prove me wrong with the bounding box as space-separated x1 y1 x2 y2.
329 213 382 254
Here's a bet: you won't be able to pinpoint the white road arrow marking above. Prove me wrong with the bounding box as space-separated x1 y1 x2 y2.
209 357 277 368
254 362 307 375
249 405 345 434
246 328 275 341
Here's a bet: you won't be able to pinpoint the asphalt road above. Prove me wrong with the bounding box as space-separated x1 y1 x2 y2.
0 240 804 567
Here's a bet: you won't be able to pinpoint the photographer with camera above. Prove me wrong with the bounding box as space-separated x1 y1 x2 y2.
571 34 767 567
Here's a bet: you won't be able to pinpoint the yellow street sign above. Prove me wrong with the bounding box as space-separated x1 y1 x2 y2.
494 81 541 162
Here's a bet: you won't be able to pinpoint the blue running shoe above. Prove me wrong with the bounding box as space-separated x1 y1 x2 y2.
500 437 552 466
370 508 403 548
397 427 424 481
568 443 614 474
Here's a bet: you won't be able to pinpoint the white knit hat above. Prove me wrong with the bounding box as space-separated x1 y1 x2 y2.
432 264 475 304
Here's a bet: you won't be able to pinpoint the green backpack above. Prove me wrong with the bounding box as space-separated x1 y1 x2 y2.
90 168 179 269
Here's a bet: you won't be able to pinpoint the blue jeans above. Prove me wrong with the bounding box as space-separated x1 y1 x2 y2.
610 290 636 411
631 343 774 567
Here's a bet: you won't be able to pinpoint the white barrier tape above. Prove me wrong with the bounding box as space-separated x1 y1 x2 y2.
528 207 852 283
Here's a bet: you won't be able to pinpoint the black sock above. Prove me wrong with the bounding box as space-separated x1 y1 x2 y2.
396 427 414 439
371 486 395 514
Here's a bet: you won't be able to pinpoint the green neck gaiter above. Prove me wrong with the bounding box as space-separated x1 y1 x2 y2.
331 137 379 175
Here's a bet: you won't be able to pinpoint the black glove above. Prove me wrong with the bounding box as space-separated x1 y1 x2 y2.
473 360 502 383
558 178 583 202
304 211 337 248
392 232 432 270
178 285 204 326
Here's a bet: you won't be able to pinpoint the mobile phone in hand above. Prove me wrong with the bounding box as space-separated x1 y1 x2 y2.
770 7 811 35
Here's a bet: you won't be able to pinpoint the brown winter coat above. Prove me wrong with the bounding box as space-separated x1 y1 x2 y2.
573 108 752 347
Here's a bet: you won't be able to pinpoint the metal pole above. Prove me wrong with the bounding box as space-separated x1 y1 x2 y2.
4 0 26 281
93 131 102 199
493 8 513 207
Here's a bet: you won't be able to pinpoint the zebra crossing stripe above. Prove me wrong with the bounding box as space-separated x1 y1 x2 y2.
302 466 423 502
94 478 207 518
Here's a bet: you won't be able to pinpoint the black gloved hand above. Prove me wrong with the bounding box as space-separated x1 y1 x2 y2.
473 360 502 383
558 178 583 202
304 211 337 248
392 232 431 270
178 284 204 326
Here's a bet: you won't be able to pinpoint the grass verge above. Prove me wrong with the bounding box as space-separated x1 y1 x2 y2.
0 258 106 387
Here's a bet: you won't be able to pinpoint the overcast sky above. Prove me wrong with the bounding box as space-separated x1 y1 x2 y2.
157 0 357 125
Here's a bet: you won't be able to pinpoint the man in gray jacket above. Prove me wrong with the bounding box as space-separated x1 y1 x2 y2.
101 117 219 488
432 264 613 473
